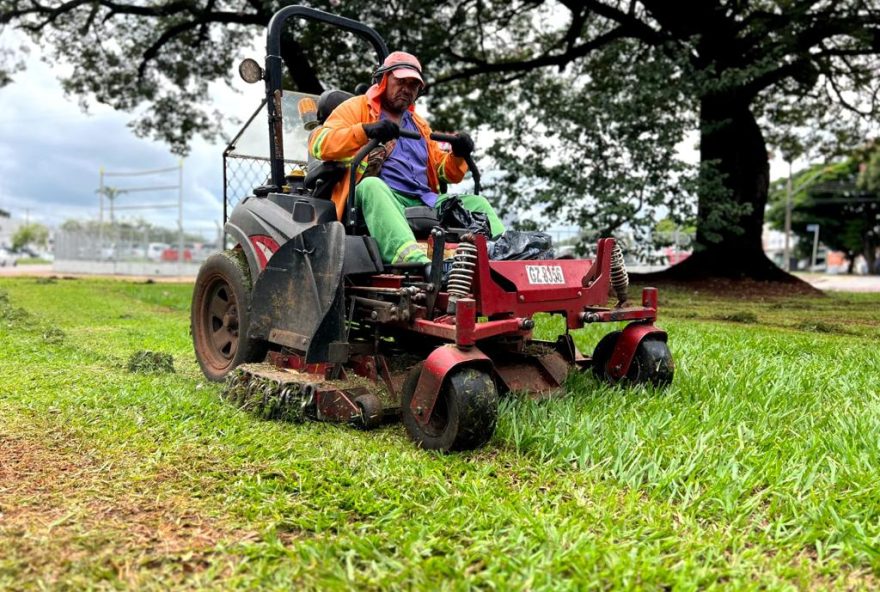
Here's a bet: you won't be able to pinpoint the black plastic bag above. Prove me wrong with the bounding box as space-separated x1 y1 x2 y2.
488 230 554 261
438 196 491 237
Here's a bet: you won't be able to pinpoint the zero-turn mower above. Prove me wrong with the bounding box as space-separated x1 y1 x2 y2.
191 5 674 451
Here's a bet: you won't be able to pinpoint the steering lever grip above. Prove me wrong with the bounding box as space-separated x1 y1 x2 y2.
398 129 421 140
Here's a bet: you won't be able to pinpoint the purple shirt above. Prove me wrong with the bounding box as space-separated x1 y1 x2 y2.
379 111 439 207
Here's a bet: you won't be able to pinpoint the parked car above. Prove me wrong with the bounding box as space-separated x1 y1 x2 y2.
100 244 117 261
126 244 147 259
23 247 54 261
146 242 170 261
161 247 193 262
0 247 20 267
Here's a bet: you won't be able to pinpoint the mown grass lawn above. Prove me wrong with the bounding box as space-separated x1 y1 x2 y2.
1 276 879 590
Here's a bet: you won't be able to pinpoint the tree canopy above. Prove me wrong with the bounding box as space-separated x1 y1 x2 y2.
4 0 880 279
11 222 49 250
767 142 880 273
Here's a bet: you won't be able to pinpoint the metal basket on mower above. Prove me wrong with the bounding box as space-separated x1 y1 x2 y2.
191 6 674 452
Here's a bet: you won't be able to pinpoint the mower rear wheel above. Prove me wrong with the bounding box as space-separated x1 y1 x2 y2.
191 250 267 381
401 363 498 452
592 331 674 387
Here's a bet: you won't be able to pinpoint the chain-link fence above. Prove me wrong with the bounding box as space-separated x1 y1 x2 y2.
222 94 317 222
223 154 310 221
55 228 218 263
223 154 273 219
551 228 695 270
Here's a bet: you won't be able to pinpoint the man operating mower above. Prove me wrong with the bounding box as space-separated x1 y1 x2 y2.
308 51 505 266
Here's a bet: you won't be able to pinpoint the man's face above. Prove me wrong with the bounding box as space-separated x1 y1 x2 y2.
382 75 422 114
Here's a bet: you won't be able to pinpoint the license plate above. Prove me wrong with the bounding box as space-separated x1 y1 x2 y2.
525 265 565 285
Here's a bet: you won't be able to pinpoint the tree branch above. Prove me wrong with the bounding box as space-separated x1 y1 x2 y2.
5 0 262 34
436 24 634 85
826 68 876 116
576 0 665 44
197 0 217 46
135 10 264 81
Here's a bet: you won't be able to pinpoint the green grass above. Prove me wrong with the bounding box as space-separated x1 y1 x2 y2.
1 277 879 589
13 257 53 265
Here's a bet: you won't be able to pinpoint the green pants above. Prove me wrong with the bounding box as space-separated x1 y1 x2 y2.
355 176 506 264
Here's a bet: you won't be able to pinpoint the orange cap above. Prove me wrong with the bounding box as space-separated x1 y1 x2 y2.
378 51 424 87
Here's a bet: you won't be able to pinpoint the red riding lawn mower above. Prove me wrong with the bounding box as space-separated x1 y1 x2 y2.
191 6 674 451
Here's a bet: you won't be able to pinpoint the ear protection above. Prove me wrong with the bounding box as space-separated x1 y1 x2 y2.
371 62 424 87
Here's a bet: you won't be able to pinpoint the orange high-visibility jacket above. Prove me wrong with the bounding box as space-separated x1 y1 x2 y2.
308 94 469 221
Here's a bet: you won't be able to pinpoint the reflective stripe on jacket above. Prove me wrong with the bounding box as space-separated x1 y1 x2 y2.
308 94 468 221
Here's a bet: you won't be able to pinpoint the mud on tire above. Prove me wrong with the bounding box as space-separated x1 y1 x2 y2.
191 249 268 381
627 338 674 387
401 363 498 452
592 331 674 387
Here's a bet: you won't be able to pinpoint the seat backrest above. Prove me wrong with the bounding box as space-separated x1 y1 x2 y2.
304 90 356 203
316 89 354 124
304 160 346 199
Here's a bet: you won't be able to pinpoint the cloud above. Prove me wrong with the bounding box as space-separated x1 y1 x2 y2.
0 40 265 238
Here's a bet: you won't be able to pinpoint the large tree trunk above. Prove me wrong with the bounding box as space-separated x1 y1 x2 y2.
658 94 794 281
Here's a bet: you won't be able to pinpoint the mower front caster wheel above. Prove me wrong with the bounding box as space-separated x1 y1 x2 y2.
592 331 674 387
354 394 383 430
401 364 498 452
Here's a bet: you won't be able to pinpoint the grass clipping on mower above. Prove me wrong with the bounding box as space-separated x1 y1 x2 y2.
222 365 309 423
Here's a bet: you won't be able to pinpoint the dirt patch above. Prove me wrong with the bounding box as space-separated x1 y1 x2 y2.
0 433 254 586
794 320 850 335
631 276 823 298
42 326 66 344
714 311 759 324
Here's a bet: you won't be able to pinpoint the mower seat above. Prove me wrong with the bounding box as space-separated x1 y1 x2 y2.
304 160 346 201
316 89 354 123
304 89 356 201
405 206 439 239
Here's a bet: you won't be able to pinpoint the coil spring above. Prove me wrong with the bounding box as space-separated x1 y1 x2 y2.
610 241 629 305
447 242 478 299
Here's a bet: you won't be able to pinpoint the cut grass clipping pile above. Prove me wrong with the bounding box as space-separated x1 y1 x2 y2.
1 277 879 589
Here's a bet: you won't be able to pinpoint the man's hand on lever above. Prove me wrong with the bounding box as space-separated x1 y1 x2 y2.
363 120 400 142
448 132 474 158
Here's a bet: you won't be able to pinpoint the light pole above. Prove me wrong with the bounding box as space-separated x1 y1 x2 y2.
783 161 793 271
96 186 122 261
806 223 820 271
177 159 184 272
98 167 105 255
780 163 831 272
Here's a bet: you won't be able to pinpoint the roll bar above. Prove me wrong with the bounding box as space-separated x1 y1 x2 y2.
264 6 389 188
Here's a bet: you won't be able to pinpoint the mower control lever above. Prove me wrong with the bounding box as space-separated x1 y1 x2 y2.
344 131 482 233
346 137 382 232
431 132 481 196
398 129 481 195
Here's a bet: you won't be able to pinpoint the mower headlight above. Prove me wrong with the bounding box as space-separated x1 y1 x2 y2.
239 58 264 84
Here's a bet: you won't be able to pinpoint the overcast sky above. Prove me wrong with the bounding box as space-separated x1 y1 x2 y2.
0 35 794 242
0 38 265 239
